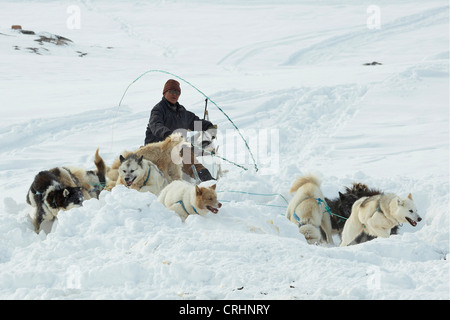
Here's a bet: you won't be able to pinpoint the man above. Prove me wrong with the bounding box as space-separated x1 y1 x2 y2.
144 79 217 182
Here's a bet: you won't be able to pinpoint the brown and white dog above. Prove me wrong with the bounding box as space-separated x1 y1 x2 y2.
157 180 222 221
50 148 107 200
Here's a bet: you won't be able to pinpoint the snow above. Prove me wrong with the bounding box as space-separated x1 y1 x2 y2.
0 0 448 300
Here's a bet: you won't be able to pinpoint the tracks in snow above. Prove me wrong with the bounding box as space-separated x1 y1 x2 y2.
218 5 448 67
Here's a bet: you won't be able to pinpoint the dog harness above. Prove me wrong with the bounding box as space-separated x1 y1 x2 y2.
175 200 199 216
124 168 151 190
35 191 57 214
292 211 304 227
362 202 385 229
139 166 169 190
292 198 341 226
143 168 151 186
376 203 383 214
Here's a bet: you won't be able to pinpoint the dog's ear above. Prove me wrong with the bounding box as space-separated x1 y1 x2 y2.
408 193 413 200
195 185 202 195
138 155 144 164
210 184 216 190
338 192 346 200
63 189 70 197
120 155 125 163
396 197 404 206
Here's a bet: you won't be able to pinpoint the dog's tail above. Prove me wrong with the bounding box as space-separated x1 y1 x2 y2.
94 148 107 187
289 174 321 193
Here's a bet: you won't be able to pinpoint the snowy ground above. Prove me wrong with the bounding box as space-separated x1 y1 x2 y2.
0 1 448 300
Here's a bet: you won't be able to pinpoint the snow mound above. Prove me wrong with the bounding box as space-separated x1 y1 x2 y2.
0 183 447 299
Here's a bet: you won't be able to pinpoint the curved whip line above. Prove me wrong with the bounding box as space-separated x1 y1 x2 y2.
114 69 259 172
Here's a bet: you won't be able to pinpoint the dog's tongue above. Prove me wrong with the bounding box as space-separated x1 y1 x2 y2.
207 206 219 214
126 180 133 187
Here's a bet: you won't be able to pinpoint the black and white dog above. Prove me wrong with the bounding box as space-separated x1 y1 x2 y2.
27 170 83 232
26 148 106 232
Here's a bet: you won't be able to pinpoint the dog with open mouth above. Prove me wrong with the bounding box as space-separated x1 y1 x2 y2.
340 193 421 246
325 182 399 245
115 153 168 196
157 180 222 221
107 133 184 189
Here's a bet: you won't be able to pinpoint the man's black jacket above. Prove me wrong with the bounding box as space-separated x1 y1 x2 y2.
144 97 213 145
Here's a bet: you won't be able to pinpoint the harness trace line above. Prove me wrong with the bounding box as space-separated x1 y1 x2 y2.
89 182 111 192
217 190 289 204
191 142 249 171
115 69 259 173
220 192 348 223
316 198 348 222
292 198 348 226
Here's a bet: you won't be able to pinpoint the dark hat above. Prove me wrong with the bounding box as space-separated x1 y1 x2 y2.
163 79 181 94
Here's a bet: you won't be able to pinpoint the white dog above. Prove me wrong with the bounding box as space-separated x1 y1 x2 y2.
286 174 334 245
158 180 222 221
116 153 168 196
340 193 421 246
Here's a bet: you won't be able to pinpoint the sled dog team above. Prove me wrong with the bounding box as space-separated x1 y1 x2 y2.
27 133 221 232
26 133 421 246
286 174 421 246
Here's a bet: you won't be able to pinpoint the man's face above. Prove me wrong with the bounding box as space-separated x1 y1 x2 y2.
164 89 180 104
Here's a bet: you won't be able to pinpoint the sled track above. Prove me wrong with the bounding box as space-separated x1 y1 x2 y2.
218 5 448 67
226 84 370 166
0 107 149 156
282 5 448 66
